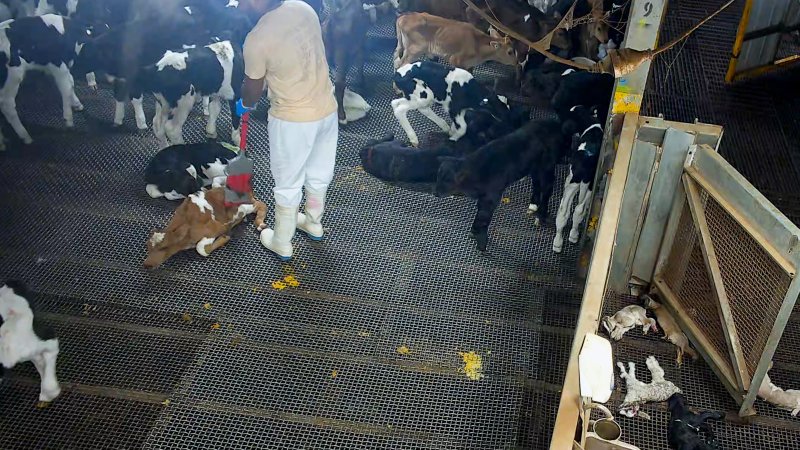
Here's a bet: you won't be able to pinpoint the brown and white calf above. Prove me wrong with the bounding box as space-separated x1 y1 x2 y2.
393 12 518 70
144 187 266 269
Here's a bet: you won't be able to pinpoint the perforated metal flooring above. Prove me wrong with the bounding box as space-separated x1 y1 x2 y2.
0 15 581 450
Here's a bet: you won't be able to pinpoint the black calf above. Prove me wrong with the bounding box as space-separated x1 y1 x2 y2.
360 133 463 183
435 118 572 252
552 70 615 125
667 394 725 450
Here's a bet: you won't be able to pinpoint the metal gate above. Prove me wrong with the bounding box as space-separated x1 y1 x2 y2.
726 0 800 82
652 144 800 416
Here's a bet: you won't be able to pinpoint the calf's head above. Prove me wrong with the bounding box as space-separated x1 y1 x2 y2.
144 226 191 270
0 281 32 321
435 157 466 197
486 28 519 67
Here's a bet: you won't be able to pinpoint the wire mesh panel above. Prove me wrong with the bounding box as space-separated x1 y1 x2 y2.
703 192 793 378
655 144 800 415
660 198 732 368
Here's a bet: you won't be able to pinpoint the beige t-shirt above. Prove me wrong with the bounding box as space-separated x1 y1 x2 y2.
243 0 336 122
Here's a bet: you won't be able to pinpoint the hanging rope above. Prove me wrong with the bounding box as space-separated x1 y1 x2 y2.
461 0 736 77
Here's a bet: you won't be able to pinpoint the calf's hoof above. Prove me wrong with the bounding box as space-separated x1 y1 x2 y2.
533 216 541 227
568 230 580 244
72 104 84 111
22 137 33 145
552 242 563 253
39 385 61 403
206 130 218 139
65 119 74 128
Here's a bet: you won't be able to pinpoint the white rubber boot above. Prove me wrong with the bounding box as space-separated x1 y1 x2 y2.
260 204 297 261
297 187 326 241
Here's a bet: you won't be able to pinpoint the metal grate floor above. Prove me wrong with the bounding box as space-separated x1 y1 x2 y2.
0 15 581 450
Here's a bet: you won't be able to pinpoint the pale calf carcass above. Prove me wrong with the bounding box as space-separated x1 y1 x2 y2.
643 293 699 366
0 14 90 148
552 105 602 253
144 187 267 269
391 60 512 147
602 305 657 341
758 366 800 417
139 40 244 148
0 280 61 404
618 356 681 419
393 12 518 71
144 141 238 200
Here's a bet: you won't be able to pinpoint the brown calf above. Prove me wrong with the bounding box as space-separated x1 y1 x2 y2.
144 187 267 269
393 13 518 70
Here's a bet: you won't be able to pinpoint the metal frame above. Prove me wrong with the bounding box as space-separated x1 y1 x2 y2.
726 0 800 82
653 144 800 416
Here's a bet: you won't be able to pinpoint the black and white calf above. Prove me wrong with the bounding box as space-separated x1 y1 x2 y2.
0 14 89 147
391 60 510 147
70 16 209 130
140 40 243 148
435 118 572 252
145 141 237 200
552 105 602 253
0 281 61 403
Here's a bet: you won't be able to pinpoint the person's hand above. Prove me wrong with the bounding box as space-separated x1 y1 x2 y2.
235 99 255 117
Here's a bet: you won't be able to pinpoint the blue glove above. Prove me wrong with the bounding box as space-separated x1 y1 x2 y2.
235 99 255 117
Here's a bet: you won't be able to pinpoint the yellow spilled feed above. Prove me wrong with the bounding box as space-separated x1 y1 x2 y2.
284 275 300 287
459 351 484 381
396 345 410 355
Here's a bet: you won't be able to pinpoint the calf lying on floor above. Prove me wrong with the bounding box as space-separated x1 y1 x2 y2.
758 367 800 417
667 393 725 450
618 356 680 419
435 118 571 252
144 187 267 269
0 280 61 404
144 141 238 200
643 293 698 366
602 305 657 341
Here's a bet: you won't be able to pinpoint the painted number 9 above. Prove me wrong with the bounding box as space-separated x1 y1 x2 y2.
643 2 653 17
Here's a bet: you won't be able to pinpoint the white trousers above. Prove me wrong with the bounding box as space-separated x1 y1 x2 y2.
268 112 338 207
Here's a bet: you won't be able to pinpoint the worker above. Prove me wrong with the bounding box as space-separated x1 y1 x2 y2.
236 0 338 261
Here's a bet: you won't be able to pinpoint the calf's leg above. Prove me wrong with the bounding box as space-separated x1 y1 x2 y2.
471 193 501 252
31 342 60 403
196 235 231 256
553 173 579 253
419 107 450 134
164 93 195 145
205 97 222 139
391 98 420 147
0 68 33 144
131 94 147 130
334 48 348 124
531 168 555 226
569 182 591 243
50 64 77 127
